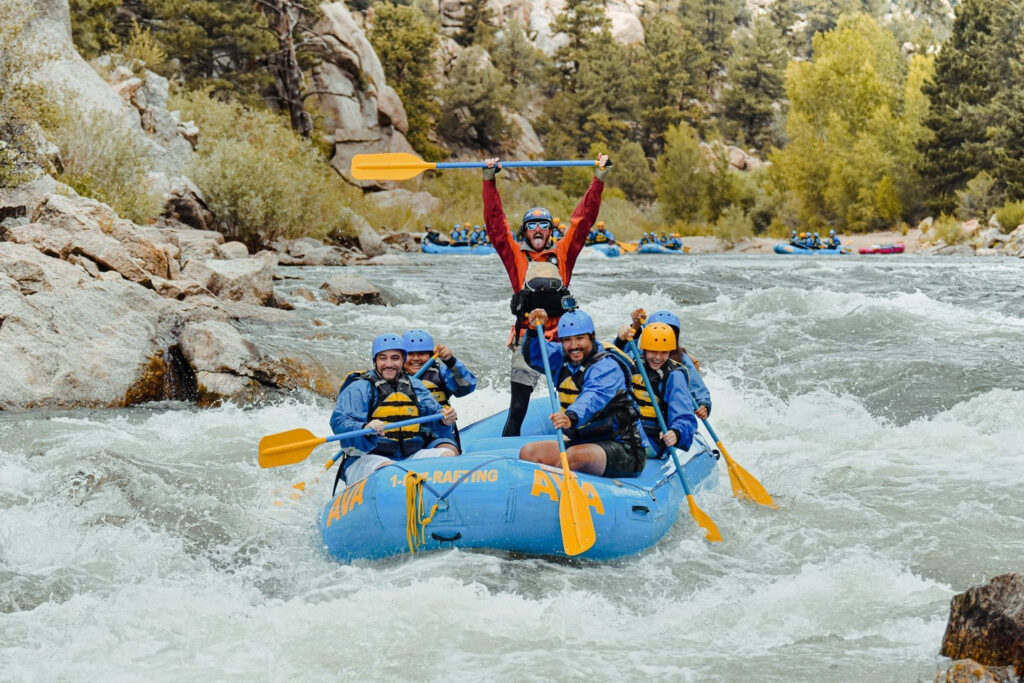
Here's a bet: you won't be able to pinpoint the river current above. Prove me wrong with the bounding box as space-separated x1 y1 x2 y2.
2 253 1022 681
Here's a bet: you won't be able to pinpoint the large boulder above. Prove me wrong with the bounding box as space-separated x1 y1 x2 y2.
0 242 90 294
202 254 278 306
319 272 388 305
0 278 181 409
364 189 443 219
941 573 1024 676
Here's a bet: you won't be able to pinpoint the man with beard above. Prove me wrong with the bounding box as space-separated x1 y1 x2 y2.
330 334 459 485
482 154 611 437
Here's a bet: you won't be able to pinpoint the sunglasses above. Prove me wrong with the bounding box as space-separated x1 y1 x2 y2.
525 221 551 232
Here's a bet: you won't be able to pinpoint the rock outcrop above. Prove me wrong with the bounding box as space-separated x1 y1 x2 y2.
314 2 417 190
938 573 1024 681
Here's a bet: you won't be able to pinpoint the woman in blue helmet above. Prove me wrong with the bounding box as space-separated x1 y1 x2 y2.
615 309 712 419
330 333 459 485
518 308 646 477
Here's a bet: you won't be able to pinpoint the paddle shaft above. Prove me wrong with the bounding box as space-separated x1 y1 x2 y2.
535 326 570 455
626 341 695 497
261 413 444 458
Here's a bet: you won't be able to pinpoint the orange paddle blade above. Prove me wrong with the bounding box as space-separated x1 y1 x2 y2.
686 494 722 542
558 453 596 555
350 152 436 180
618 241 637 253
257 428 326 468
718 443 777 509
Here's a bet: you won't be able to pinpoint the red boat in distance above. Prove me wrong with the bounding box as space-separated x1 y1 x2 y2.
858 242 905 254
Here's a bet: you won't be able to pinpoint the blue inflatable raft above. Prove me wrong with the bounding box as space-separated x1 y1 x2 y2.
422 241 496 255
586 243 620 257
638 244 686 255
773 243 847 255
318 398 720 562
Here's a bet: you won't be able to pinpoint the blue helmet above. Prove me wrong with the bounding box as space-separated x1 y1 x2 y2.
521 206 553 230
829 229 836 236
473 225 481 230
814 232 820 237
557 310 595 337
453 223 459 229
402 329 434 354
647 310 680 335
371 333 406 360
791 230 797 236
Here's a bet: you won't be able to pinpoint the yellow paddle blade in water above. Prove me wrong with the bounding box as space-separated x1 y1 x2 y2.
718 442 777 509
258 428 327 468
558 452 596 556
686 494 722 542
350 152 436 180
618 241 637 253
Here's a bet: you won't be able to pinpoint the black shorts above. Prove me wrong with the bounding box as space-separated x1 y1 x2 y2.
595 437 646 478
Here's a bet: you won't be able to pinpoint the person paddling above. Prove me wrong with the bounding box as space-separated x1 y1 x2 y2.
519 308 645 477
482 153 611 436
330 334 459 485
402 328 477 447
614 322 698 455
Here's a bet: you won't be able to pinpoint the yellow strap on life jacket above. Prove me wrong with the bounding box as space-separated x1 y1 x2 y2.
420 377 450 408
557 374 580 410
371 391 420 433
631 373 658 419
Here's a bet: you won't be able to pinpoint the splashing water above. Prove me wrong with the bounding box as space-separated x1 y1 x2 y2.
2 254 1022 680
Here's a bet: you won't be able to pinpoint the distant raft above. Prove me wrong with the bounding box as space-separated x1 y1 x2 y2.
637 243 687 255
586 243 621 257
774 243 848 255
422 241 496 255
858 242 905 254
318 398 719 562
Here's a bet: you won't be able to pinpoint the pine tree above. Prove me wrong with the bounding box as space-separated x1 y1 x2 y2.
918 0 1024 211
636 15 708 156
455 0 495 48
719 17 787 150
438 47 515 149
369 2 444 160
677 0 742 94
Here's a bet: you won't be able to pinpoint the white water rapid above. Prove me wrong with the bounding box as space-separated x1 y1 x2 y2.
2 253 1022 680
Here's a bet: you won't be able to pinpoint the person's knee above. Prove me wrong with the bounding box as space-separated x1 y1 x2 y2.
519 444 542 462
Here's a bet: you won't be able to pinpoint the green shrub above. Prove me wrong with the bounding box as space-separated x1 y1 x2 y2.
956 171 1001 220
995 200 1024 232
712 205 755 245
47 105 162 222
931 213 965 245
173 90 359 248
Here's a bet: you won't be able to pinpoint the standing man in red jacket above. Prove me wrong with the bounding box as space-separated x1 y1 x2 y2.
482 154 611 436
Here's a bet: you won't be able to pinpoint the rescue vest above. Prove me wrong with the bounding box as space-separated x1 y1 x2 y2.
555 349 640 443
417 365 451 407
339 370 426 458
510 258 572 343
629 358 690 437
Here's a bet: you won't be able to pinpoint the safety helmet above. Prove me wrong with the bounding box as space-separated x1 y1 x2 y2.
453 223 460 229
791 230 797 236
463 223 471 229
372 333 406 360
473 225 481 230
521 206 553 230
798 232 807 238
814 232 820 237
425 224 431 229
402 329 434 354
640 322 676 352
830 229 836 236
553 217 561 225
557 310 595 338
597 221 605 228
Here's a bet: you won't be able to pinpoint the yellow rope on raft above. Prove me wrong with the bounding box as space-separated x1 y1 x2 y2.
404 471 439 554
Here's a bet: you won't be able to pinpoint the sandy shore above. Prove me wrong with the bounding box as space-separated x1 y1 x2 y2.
683 229 923 254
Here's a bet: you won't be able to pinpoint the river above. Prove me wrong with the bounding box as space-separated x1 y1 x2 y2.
2 252 1022 680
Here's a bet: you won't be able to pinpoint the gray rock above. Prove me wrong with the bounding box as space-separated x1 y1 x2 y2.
0 242 90 294
0 279 181 409
364 189 442 218
319 272 387 305
204 255 277 305
217 241 249 259
354 213 387 257
180 320 261 375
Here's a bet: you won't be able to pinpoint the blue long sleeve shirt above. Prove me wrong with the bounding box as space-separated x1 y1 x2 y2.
439 357 477 398
329 372 453 453
679 353 711 414
522 334 626 428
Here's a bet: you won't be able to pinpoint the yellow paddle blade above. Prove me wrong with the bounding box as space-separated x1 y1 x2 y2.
557 454 596 556
718 443 778 509
686 494 722 543
618 241 637 253
257 428 327 468
350 152 436 181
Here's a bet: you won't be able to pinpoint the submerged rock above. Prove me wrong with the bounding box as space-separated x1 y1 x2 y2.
939 573 1024 680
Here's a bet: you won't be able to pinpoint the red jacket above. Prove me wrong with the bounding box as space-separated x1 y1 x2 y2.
483 176 605 340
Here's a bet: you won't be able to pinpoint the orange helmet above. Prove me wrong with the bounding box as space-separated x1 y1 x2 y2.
597 221 605 228
639 322 676 352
